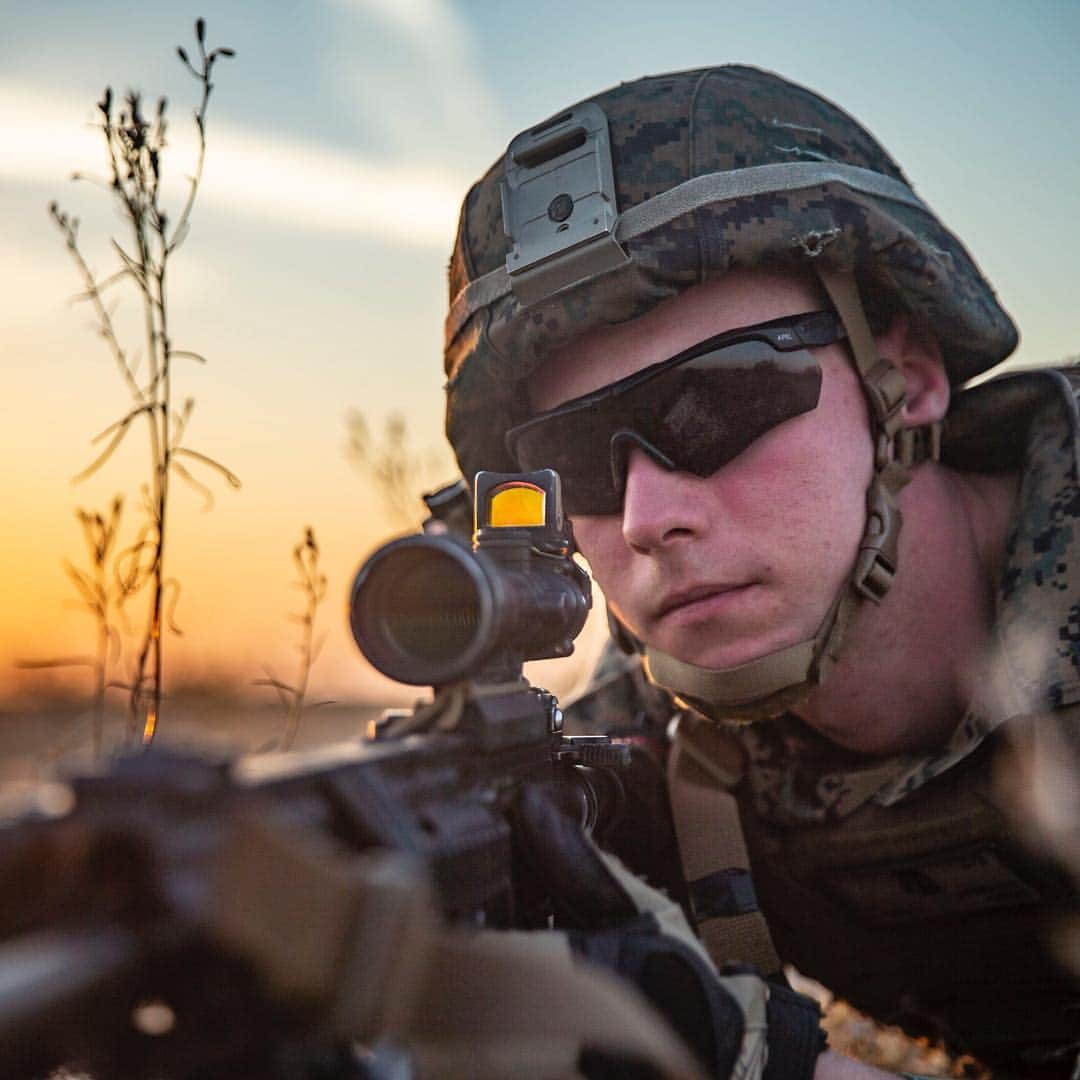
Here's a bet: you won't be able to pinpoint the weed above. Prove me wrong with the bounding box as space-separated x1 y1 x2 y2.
346 410 456 532
48 20 238 744
254 527 332 749
15 497 137 757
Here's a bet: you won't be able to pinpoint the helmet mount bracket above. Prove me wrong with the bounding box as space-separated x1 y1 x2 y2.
502 103 629 308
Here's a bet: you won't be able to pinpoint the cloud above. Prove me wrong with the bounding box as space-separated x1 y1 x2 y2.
0 4 499 247
349 0 467 41
325 0 505 171
0 88 102 183
201 123 466 246
0 84 466 248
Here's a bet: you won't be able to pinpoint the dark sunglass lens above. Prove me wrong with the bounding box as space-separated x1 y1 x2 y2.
507 336 823 515
562 476 622 516
643 341 822 475
509 418 621 515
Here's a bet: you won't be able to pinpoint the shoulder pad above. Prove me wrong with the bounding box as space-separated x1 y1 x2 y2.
943 366 1078 473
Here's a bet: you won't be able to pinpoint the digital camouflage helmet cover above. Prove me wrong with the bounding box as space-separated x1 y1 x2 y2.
443 65 1017 720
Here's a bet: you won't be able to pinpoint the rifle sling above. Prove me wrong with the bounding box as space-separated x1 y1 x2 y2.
667 717 781 976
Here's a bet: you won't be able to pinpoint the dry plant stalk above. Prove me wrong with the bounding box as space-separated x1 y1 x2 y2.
49 19 238 745
255 527 332 749
16 498 137 757
346 410 455 531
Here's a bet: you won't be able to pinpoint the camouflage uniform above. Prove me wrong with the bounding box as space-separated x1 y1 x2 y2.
567 366 1080 1077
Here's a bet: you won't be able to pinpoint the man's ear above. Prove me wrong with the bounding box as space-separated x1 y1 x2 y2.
876 313 950 427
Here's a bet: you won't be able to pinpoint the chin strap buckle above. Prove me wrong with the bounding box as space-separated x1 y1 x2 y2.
853 477 902 603
894 421 943 467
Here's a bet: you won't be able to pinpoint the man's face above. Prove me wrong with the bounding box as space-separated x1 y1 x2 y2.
527 269 873 671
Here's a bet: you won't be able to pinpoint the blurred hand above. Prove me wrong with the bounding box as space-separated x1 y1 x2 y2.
514 784 825 1079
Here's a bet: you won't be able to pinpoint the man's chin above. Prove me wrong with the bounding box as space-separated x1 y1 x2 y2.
651 626 803 673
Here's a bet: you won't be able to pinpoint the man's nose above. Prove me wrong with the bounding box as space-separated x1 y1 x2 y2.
620 448 709 553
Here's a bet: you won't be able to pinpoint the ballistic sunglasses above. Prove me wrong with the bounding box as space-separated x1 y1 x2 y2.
505 310 845 515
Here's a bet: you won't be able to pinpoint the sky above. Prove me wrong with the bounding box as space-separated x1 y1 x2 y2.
1 0 1078 714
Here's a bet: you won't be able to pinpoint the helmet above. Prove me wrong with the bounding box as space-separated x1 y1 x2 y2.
443 65 1017 719
445 65 1016 481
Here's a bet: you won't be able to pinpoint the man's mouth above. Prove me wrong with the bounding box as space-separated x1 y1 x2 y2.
654 582 754 622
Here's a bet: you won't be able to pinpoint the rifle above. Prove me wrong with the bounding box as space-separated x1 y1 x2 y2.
0 471 691 1079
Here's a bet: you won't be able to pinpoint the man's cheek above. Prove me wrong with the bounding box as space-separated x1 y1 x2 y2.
569 517 620 569
571 527 631 606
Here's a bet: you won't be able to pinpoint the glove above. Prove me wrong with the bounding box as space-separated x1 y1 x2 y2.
514 784 825 1080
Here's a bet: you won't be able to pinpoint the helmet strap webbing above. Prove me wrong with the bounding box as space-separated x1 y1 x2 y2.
812 267 910 685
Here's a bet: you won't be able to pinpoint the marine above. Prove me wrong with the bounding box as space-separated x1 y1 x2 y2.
441 65 1080 1078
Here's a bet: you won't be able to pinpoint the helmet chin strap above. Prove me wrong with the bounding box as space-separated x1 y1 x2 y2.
639 268 939 723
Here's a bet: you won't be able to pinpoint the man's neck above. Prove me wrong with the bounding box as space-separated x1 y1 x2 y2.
794 462 1021 757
